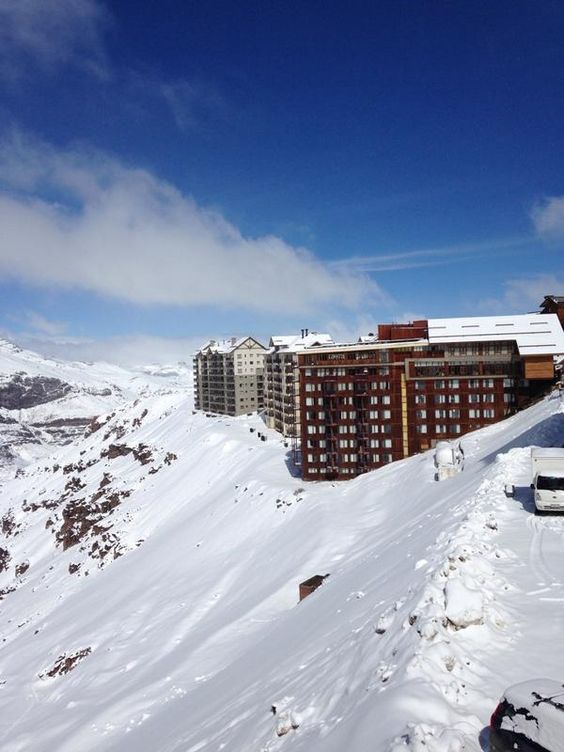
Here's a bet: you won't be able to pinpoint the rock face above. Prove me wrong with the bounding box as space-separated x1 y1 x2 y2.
0 374 72 410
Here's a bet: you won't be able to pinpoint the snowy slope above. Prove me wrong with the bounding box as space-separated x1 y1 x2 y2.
1 365 564 751
0 338 191 472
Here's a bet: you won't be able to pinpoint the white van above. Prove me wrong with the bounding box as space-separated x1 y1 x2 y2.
531 448 564 513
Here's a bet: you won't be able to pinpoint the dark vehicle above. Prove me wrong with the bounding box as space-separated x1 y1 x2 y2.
490 679 564 752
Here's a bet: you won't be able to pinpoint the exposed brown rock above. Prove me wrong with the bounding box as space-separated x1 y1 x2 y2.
1 510 17 537
41 647 92 678
15 561 29 577
102 443 133 460
0 547 11 573
132 444 153 465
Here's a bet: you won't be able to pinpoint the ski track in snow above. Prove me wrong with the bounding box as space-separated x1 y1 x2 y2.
1 349 564 751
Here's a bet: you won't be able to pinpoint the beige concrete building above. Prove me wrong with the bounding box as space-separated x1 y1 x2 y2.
265 330 333 437
194 336 267 416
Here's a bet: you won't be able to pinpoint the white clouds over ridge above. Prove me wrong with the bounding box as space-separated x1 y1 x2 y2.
0 133 380 315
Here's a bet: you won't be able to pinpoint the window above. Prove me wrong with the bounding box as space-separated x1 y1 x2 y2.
451 424 461 433
370 395 379 405
415 380 426 390
448 394 460 404
504 393 514 403
435 409 447 419
435 394 447 404
448 409 460 418
416 409 427 419
319 440 327 448
382 439 392 448
382 395 391 405
416 424 427 434
307 454 314 462
449 379 460 388
483 379 494 388
483 409 495 418
469 409 480 418
434 380 446 389
369 410 378 419
469 394 480 403
483 393 495 403
371 454 380 463
307 425 317 434
436 424 447 433
415 395 426 404
369 438 379 448
503 378 514 387
381 410 391 419
381 424 392 434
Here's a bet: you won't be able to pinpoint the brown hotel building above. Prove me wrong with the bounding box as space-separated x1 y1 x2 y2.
297 314 564 481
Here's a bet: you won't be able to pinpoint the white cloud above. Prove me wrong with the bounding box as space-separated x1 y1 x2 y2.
24 311 68 337
532 196 564 239
0 131 382 315
2 328 202 367
478 275 564 314
0 0 109 79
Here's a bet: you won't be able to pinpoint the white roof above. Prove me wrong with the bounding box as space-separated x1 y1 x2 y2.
269 332 334 352
358 334 378 343
428 314 564 356
196 337 265 355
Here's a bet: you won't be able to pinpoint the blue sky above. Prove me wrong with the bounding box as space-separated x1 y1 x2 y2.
0 0 563 363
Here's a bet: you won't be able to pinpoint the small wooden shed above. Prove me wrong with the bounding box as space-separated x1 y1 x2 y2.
299 573 329 602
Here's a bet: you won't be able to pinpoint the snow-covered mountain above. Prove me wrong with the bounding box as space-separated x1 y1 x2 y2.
1 341 564 751
0 338 191 472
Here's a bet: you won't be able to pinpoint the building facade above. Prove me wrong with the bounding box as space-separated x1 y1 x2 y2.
540 295 564 326
193 336 267 416
265 331 333 437
297 314 564 481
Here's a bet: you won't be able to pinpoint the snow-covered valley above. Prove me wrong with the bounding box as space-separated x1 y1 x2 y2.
1 342 564 751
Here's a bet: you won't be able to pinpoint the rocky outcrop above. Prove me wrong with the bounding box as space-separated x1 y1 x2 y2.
0 374 72 410
40 648 92 678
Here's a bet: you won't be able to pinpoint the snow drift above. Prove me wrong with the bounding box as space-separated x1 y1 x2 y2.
1 343 564 751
